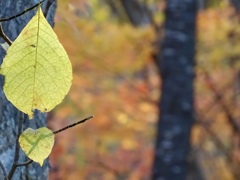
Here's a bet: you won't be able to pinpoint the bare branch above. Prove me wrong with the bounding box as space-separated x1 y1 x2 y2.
0 0 56 47
7 159 33 180
53 115 94 134
44 0 56 18
15 160 33 167
201 68 240 133
0 1 45 22
7 112 24 179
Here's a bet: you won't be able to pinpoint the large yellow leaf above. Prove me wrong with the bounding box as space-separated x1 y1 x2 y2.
19 127 54 166
0 7 72 118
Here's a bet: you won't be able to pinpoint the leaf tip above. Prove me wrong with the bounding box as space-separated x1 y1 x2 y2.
28 110 34 120
39 160 44 167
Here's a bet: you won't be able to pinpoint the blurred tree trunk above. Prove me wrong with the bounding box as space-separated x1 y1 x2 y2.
198 0 221 9
0 1 56 179
152 0 197 179
120 0 151 26
231 0 240 15
104 0 152 26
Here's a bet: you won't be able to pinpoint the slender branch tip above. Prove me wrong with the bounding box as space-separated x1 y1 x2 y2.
53 115 94 134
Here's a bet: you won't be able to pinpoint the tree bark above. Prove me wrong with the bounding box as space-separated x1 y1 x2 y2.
0 1 56 179
152 0 197 179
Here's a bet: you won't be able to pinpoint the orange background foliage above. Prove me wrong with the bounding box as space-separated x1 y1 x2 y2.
48 1 240 179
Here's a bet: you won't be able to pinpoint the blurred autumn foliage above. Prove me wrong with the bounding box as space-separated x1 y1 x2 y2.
48 0 240 180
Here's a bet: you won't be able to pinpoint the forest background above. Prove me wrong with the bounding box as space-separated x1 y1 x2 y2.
48 0 240 179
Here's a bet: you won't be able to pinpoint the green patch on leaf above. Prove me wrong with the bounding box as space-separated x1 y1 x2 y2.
19 127 55 166
0 7 72 118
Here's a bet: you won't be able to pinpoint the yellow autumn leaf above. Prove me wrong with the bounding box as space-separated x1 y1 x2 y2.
0 7 72 118
19 127 54 166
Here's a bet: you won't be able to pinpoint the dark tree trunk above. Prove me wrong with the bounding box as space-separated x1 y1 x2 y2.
231 0 240 12
120 0 151 26
0 1 56 179
152 0 197 179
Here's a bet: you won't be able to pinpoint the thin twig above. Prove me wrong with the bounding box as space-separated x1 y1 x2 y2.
201 68 240 133
197 79 233 119
0 0 56 47
4 115 93 177
196 115 229 155
96 158 123 178
15 160 33 167
0 161 8 180
8 115 93 169
7 112 24 180
0 1 45 22
44 0 56 18
196 115 240 179
0 23 12 45
198 69 240 178
53 115 94 134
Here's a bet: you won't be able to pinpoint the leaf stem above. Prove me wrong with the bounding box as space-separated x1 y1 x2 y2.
0 23 12 46
53 115 94 134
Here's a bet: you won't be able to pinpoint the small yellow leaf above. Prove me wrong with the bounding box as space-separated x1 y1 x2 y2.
19 127 54 166
0 7 72 118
